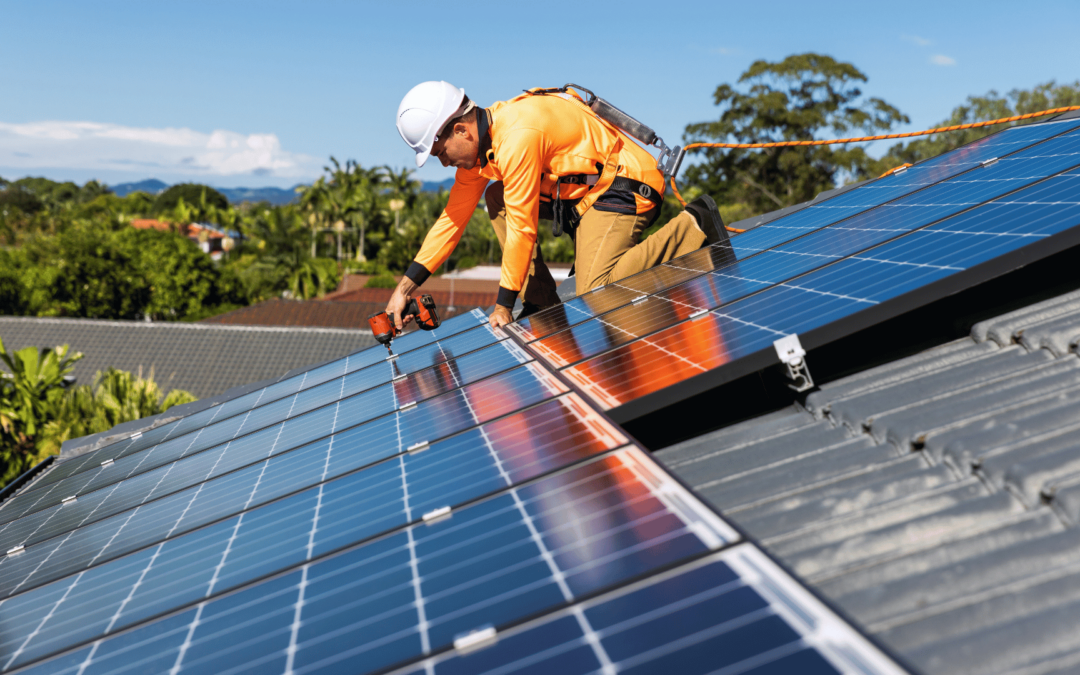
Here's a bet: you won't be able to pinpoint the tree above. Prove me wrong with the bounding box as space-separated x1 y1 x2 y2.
683 53 909 214
153 183 229 219
873 80 1080 172
0 339 81 485
18 226 151 319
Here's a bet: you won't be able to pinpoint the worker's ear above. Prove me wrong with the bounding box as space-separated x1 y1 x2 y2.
452 121 471 139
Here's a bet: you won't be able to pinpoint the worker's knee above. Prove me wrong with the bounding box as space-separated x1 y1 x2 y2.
484 182 505 218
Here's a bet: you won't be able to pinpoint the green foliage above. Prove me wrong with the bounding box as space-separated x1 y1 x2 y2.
153 183 229 219
36 368 196 459
0 339 82 485
873 81 1080 173
288 257 339 300
0 185 45 215
16 226 151 319
683 53 909 215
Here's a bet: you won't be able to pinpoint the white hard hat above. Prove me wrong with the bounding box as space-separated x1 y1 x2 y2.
396 81 466 168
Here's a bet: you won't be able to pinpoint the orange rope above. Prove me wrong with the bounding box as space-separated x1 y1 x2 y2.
669 104 1080 221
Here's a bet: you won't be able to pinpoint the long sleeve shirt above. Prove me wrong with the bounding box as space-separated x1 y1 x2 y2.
405 90 665 307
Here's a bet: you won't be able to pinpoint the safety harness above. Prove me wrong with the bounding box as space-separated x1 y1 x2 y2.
524 86 668 237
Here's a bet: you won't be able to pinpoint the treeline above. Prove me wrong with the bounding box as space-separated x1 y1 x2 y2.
0 338 196 487
0 161 573 321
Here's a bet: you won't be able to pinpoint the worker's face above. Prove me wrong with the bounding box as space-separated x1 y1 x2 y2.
432 119 478 170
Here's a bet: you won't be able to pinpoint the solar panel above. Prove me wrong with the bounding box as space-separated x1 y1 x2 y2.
5 448 739 674
500 121 1080 420
0 390 633 671
0 357 567 599
529 124 1080 372
394 545 904 675
21 311 494 496
511 117 1080 345
0 327 518 525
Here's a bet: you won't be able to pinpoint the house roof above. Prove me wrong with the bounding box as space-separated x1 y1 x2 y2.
657 287 1080 675
0 316 375 399
323 273 501 301
201 297 489 329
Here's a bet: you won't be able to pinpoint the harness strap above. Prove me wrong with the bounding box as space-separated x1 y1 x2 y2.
610 176 663 205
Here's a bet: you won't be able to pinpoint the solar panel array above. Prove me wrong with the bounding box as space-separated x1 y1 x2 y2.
507 117 1080 419
0 308 901 674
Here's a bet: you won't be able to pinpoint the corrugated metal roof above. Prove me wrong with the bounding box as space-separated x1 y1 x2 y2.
657 287 1080 675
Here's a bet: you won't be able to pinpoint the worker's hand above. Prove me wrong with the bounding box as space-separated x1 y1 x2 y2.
386 276 420 331
489 304 513 329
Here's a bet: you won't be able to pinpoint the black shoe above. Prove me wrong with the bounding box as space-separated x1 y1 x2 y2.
685 194 729 248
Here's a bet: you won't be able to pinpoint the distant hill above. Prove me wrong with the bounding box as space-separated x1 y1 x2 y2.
108 176 455 205
216 186 301 206
421 178 455 192
109 179 299 205
110 179 169 197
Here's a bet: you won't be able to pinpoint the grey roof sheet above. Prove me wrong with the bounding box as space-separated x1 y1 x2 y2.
657 287 1080 675
0 316 376 399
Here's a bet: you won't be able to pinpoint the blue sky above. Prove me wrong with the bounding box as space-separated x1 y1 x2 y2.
1 0 1077 189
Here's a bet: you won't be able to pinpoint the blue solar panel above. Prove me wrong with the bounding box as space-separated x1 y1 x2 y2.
22 314 496 497
8 449 737 674
532 126 1080 369
563 163 1080 411
0 333 524 526
512 118 1080 345
0 359 570 599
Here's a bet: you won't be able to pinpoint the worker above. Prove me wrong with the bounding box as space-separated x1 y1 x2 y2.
385 80 731 330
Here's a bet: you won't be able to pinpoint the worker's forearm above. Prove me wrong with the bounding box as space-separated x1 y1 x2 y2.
395 275 419 298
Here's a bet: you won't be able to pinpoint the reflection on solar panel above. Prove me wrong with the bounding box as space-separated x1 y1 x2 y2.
0 315 899 673
508 118 1080 420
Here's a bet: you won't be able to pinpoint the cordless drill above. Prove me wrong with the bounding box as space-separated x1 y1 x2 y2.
367 294 441 355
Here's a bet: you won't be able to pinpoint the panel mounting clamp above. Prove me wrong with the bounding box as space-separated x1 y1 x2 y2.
773 334 814 392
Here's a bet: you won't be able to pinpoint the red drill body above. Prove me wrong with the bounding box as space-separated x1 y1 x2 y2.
367 295 441 355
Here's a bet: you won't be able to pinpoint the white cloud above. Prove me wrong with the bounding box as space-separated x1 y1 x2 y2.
0 120 317 178
929 54 957 66
901 34 932 47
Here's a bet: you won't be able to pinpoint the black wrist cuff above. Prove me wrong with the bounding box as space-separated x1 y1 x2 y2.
497 286 518 308
405 261 431 286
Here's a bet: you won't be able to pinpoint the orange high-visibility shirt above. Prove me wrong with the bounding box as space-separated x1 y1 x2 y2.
406 91 665 306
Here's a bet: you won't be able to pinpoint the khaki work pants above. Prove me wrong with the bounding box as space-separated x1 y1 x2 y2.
485 181 705 304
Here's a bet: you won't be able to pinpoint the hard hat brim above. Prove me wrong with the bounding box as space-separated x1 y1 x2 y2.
415 147 432 168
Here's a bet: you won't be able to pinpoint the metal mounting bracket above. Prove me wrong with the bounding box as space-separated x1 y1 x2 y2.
773 334 814 392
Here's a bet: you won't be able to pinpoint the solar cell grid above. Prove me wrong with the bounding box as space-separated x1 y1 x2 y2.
20 317 498 498
395 545 904 675
564 165 1080 411
0 360 568 600
729 117 1080 259
0 335 526 526
530 127 1080 370
8 448 735 675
